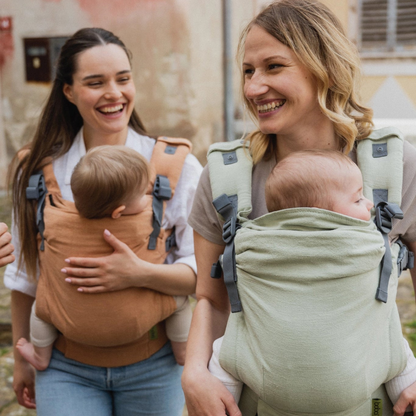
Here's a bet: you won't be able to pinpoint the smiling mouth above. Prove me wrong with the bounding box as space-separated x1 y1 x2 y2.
98 104 125 114
257 100 285 114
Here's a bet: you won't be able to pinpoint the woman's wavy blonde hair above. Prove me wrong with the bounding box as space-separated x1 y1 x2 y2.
239 0 374 164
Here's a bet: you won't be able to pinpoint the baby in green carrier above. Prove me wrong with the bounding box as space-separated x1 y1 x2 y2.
16 145 192 370
208 149 416 407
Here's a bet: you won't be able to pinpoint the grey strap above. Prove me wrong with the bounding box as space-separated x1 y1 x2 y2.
26 172 47 251
212 193 242 313
148 175 172 250
374 202 403 303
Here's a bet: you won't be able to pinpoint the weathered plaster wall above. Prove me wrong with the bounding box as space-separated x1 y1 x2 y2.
1 0 248 172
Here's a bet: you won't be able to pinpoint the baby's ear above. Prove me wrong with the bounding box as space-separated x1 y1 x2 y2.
111 205 126 219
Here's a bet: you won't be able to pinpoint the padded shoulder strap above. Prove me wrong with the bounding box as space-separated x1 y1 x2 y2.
207 139 253 221
149 137 192 196
356 126 404 211
40 158 61 196
147 136 191 250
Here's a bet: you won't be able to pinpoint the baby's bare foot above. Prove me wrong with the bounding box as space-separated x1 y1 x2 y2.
16 338 52 371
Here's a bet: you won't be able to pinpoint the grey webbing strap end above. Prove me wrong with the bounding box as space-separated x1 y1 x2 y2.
374 202 403 303
148 175 172 250
212 193 242 313
26 172 47 251
375 288 388 303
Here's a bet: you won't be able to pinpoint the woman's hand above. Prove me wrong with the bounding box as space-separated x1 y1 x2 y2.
62 229 142 293
12 358 36 409
182 367 242 416
0 223 14 267
62 229 196 295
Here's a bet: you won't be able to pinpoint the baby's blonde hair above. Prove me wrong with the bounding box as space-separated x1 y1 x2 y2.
265 149 356 212
71 145 149 219
239 0 373 164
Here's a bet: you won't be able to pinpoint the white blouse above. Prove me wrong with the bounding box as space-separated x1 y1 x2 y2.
4 128 203 297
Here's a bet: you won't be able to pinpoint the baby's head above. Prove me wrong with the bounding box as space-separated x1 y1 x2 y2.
71 145 149 219
265 149 373 221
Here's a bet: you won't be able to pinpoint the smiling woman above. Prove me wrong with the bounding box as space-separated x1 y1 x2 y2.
5 28 201 416
181 1 416 415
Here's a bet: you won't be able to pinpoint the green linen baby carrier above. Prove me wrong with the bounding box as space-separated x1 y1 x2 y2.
208 127 414 416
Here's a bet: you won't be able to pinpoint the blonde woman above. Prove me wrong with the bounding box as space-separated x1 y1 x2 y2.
182 1 416 415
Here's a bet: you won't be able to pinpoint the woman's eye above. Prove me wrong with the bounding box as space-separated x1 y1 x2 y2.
88 81 102 87
243 68 254 76
268 63 282 70
118 77 130 83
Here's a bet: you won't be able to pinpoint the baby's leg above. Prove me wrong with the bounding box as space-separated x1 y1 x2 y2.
386 338 416 408
16 301 58 371
166 296 192 366
208 336 243 403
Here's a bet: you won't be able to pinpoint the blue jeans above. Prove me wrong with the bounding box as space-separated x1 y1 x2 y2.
35 342 184 416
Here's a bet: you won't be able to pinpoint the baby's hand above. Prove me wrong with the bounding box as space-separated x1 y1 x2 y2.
393 381 416 415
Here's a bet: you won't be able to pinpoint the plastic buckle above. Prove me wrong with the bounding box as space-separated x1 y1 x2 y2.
210 261 223 279
222 216 238 244
165 231 177 251
26 173 46 200
153 175 172 201
375 202 403 234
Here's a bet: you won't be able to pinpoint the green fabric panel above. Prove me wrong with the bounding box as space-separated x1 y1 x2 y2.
220 208 406 415
207 140 253 220
357 127 404 208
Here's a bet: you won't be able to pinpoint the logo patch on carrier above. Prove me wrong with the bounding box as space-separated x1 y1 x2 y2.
372 398 382 416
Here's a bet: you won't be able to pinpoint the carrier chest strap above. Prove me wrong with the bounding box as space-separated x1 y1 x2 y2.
148 175 172 250
374 202 411 303
212 193 242 313
26 171 47 251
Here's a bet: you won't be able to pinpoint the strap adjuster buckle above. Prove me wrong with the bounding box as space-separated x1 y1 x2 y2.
153 175 172 201
222 216 239 244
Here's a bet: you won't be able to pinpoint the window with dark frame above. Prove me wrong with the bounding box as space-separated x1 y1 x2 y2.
24 36 68 82
359 0 416 54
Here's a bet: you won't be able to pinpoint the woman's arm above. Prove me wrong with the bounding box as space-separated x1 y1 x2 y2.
61 229 196 295
182 232 242 416
11 291 36 409
0 223 14 267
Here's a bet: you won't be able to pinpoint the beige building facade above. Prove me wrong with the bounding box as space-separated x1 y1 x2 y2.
0 0 415 187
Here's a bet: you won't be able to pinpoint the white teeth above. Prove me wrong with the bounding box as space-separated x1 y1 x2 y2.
100 104 124 113
257 101 285 113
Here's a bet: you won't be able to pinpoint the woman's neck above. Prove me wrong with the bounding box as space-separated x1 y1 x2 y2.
83 126 129 151
275 123 339 162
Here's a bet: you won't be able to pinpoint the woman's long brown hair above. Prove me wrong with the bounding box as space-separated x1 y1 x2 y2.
8 28 147 280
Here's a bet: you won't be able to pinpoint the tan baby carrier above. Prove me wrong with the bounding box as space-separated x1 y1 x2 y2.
27 137 191 367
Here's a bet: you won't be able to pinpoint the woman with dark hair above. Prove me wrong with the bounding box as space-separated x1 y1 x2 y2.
182 1 416 415
6 28 201 415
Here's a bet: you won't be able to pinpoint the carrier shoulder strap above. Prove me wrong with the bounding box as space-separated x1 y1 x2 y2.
357 126 404 209
357 127 413 302
25 156 61 252
207 139 253 313
207 139 253 222
147 136 192 250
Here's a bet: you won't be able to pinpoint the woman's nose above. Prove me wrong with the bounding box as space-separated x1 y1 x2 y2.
104 82 122 100
244 72 269 100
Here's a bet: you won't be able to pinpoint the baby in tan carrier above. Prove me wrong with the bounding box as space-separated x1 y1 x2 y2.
17 145 192 370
